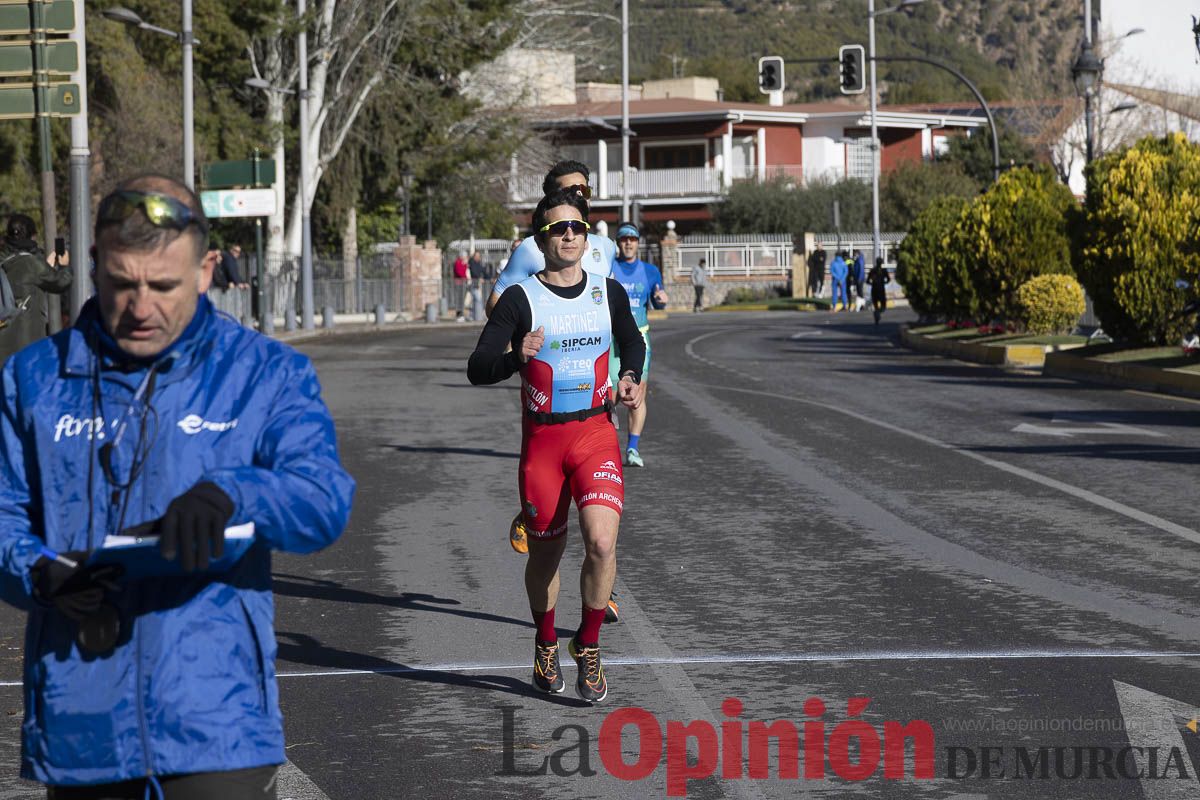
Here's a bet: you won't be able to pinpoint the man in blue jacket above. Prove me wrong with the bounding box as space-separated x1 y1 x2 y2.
0 174 355 798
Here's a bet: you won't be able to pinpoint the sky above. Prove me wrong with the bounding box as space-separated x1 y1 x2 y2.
1102 0 1200 91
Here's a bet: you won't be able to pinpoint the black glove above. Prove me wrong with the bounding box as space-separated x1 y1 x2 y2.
31 552 122 623
159 482 235 572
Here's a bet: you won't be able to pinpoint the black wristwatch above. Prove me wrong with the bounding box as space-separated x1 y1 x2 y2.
619 370 640 385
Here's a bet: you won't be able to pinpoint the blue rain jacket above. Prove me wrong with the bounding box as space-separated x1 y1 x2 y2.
0 296 355 786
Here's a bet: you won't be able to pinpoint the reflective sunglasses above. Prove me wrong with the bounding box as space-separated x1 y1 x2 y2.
538 219 591 237
562 184 593 200
97 190 208 235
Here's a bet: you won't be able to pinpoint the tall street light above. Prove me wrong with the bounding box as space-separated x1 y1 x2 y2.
620 0 630 222
400 169 414 238
297 0 314 330
867 0 924 269
102 6 197 189
1071 40 1102 163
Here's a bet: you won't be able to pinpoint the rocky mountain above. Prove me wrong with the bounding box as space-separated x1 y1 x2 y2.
578 0 1090 104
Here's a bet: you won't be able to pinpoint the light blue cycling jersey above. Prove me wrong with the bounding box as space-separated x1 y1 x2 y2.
492 234 616 296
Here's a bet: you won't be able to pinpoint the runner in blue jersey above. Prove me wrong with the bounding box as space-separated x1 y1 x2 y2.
610 222 667 468
485 160 615 318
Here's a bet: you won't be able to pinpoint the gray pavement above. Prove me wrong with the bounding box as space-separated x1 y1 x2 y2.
3 308 1200 798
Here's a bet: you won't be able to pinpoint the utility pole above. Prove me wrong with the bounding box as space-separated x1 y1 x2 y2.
298 0 314 330
182 0 194 188
867 0 882 271
620 0 630 222
31 0 59 331
68 0 88 321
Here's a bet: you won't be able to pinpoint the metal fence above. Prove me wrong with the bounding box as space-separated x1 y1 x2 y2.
676 234 793 278
209 251 402 327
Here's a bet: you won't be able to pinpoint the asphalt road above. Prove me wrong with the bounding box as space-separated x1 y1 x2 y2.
4 307 1200 799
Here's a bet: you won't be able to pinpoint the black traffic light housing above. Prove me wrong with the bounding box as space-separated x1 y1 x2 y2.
838 45 866 95
758 56 784 94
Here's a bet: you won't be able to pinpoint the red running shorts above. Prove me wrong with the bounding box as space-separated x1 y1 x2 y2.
518 413 624 540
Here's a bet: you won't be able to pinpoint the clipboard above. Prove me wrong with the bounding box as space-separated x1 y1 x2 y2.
86 522 256 579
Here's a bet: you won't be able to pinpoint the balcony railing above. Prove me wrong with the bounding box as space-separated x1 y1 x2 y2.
507 164 806 203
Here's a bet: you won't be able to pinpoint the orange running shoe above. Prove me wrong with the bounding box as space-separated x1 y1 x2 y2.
509 512 529 554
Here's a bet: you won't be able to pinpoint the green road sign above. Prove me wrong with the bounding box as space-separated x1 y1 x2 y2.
203 158 277 189
0 82 80 119
0 1 74 35
0 40 78 78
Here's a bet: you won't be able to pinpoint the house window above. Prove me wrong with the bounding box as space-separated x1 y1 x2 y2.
559 144 599 175
845 136 878 182
644 144 707 170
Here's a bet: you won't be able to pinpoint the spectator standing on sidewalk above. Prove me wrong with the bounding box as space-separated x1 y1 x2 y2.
0 174 355 798
468 250 488 321
829 251 849 312
691 258 708 312
851 249 867 311
808 245 826 297
869 256 891 326
454 250 470 321
0 214 72 366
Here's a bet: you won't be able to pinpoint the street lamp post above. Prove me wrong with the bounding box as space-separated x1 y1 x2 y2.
401 170 414 238
101 7 196 188
297 0 314 330
426 186 433 241
620 0 630 222
1071 40 1102 163
867 0 924 269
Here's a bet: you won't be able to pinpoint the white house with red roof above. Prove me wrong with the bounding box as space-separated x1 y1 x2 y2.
503 71 985 231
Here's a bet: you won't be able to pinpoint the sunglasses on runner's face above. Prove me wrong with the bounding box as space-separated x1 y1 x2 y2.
562 184 592 199
539 219 590 237
97 190 208 235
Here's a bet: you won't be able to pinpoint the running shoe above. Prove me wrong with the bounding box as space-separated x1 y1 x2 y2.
509 512 529 554
625 448 644 468
604 593 620 624
567 637 608 703
532 639 564 693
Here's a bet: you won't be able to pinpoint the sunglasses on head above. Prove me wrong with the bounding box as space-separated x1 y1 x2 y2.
562 184 592 200
97 190 208 236
538 219 590 237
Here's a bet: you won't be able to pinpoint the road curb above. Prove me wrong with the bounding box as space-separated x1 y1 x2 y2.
1043 349 1200 400
899 326 1076 368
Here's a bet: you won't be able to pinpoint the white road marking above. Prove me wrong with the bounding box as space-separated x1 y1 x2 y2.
691 377 1200 550
684 330 761 383
1013 420 1165 437
277 760 333 800
1113 681 1200 799
789 331 823 339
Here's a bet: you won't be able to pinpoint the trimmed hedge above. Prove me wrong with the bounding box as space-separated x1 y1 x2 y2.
1073 133 1200 344
949 167 1076 322
895 195 973 319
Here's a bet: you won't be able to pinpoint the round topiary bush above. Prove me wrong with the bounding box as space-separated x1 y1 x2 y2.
1016 274 1086 335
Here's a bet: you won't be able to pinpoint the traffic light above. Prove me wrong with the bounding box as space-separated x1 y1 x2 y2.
758 56 784 94
838 45 866 95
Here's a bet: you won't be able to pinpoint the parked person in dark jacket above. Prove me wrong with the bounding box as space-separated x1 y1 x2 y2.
0 214 72 365
0 174 355 798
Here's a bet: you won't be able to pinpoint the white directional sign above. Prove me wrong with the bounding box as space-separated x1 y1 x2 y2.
1012 414 1164 438
200 189 276 219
